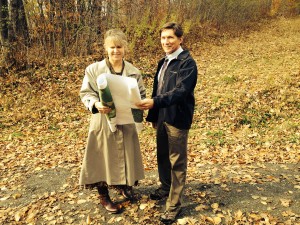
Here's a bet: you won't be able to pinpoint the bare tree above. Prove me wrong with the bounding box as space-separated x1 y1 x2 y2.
10 0 30 45
0 0 30 72
0 0 9 45
2 0 281 71
0 0 9 73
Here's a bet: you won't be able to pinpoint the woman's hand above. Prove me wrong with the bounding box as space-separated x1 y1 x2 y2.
95 102 112 114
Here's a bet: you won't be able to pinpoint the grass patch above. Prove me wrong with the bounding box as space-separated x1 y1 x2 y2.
222 75 239 84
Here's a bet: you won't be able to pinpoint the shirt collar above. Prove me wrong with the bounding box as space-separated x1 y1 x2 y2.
165 46 183 61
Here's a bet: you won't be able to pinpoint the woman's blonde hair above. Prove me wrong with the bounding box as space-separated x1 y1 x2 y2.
104 29 128 52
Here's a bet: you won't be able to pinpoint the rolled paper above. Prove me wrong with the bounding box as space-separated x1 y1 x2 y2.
96 74 117 132
131 108 143 123
131 108 143 133
97 75 108 89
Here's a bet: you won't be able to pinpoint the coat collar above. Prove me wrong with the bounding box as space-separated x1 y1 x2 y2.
159 49 190 63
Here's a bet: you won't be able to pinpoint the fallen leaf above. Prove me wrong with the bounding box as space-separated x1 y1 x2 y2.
115 217 123 222
107 217 115 224
139 203 148 210
213 216 222 224
12 193 22 199
280 199 292 207
77 199 87 204
177 218 188 225
211 203 219 209
0 196 10 201
195 204 208 211
86 215 91 224
251 195 260 199
15 212 22 222
235 210 243 220
206 216 215 223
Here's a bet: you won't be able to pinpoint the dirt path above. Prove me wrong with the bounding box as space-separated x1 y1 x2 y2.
1 164 299 224
1 17 300 225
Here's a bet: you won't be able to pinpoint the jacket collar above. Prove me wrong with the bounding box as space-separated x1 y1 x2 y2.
176 49 190 61
160 48 190 63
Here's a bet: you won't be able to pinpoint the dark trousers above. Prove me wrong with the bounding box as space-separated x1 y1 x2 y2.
156 121 188 211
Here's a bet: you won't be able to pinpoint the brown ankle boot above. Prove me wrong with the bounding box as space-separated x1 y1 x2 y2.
119 185 136 201
99 194 121 213
98 186 122 214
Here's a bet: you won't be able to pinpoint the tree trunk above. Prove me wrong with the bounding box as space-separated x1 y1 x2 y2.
10 0 30 45
48 0 56 52
86 0 104 55
0 0 9 74
0 0 9 45
37 0 46 51
59 0 66 56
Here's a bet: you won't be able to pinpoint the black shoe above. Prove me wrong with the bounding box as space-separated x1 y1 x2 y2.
150 188 169 200
160 208 182 224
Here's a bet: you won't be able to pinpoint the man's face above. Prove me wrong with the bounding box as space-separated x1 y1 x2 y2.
160 29 183 55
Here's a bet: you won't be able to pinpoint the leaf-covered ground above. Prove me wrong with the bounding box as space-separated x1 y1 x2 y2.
0 17 299 224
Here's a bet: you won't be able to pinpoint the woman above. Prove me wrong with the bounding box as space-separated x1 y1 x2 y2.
79 29 146 214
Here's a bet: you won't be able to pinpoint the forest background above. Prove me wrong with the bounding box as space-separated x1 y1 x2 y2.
0 0 299 70
0 0 300 224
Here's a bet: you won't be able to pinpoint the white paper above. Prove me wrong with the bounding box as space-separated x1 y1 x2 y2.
128 79 142 108
98 73 142 126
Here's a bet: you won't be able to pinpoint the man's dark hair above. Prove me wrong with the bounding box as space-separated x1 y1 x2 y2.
160 22 183 38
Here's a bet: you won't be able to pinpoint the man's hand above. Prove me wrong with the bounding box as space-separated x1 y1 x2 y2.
136 99 154 110
95 102 111 114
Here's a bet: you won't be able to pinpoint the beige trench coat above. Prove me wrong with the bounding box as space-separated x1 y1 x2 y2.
79 60 146 186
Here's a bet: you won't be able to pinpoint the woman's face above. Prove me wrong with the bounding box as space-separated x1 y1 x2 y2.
105 40 125 62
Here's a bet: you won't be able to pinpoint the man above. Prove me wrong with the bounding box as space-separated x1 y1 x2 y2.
137 22 198 223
